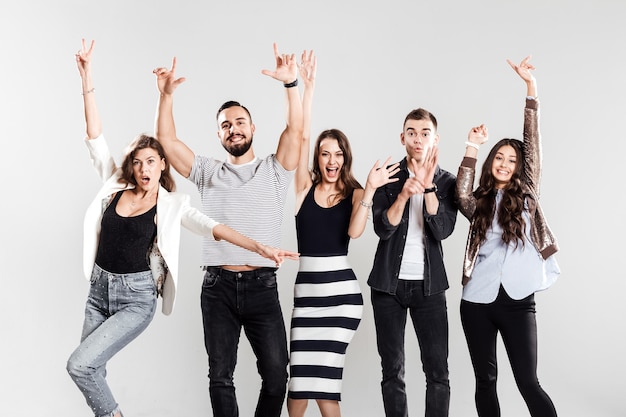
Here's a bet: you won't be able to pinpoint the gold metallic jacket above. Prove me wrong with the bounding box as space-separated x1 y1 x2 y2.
456 98 558 286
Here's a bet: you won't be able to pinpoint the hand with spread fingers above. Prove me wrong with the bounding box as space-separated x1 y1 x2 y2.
366 157 400 190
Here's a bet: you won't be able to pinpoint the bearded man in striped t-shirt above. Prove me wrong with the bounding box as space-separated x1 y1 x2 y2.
153 43 303 417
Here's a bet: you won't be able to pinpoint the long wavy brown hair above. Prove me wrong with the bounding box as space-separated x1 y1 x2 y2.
119 134 176 192
472 138 526 249
311 129 362 206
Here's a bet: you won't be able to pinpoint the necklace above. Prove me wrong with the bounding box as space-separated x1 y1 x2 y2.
129 192 141 208
129 191 156 207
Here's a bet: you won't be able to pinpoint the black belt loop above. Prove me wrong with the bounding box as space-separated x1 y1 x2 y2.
203 266 277 279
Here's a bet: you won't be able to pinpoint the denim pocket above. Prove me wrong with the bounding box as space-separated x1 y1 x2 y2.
125 276 156 294
202 271 219 289
257 272 277 288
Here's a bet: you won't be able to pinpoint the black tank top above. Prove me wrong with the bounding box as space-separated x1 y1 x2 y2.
295 186 353 257
95 191 157 273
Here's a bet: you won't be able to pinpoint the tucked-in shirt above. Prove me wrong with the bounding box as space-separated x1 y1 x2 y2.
462 190 560 303
95 190 157 273
296 186 352 257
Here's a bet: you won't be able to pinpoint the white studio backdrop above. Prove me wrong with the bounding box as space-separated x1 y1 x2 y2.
1 0 624 416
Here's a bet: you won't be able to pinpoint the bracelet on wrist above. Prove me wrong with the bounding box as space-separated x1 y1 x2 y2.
82 88 95 95
359 200 373 208
283 79 298 88
424 184 438 194
464 141 480 150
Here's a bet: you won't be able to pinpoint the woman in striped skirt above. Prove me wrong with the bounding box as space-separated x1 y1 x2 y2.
287 51 399 417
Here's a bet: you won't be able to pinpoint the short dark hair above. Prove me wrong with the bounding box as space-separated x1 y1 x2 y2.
216 100 252 122
403 108 437 130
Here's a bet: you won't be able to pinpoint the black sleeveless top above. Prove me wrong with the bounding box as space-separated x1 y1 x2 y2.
295 186 353 257
95 191 157 273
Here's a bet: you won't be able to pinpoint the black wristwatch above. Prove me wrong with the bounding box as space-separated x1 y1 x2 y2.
424 184 438 194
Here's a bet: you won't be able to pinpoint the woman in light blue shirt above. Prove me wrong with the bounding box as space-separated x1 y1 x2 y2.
455 56 560 417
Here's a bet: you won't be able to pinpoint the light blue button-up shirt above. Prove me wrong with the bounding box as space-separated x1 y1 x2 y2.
462 191 560 304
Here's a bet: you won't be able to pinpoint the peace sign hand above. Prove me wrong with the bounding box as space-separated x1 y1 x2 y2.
75 38 95 78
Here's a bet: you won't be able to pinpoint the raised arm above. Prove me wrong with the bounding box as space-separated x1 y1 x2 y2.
76 39 117 181
76 39 101 140
261 43 304 171
294 50 317 205
349 157 399 238
507 55 541 191
153 58 195 178
457 125 488 219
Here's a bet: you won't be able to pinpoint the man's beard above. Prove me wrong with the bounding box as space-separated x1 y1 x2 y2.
223 135 253 157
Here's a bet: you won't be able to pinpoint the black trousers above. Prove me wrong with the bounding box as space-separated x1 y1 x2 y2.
371 282 450 417
460 286 557 417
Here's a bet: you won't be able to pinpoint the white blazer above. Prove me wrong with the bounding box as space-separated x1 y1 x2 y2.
83 134 218 315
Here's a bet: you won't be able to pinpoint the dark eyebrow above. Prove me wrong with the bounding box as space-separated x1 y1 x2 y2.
495 151 516 159
221 116 247 125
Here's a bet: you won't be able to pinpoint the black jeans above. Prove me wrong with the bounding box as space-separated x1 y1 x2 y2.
201 267 289 417
460 286 557 417
371 281 450 417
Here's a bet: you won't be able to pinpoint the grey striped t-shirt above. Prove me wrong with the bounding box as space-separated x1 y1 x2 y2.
189 154 294 267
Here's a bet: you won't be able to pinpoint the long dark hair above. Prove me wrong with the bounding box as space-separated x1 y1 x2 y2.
472 138 525 249
119 134 176 192
311 129 362 205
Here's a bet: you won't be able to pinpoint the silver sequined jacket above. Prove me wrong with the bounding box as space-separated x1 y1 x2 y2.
456 98 558 286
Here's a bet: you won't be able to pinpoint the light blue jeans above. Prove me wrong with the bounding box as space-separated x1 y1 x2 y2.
67 264 157 417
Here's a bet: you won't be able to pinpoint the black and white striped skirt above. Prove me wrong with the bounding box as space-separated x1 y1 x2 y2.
288 255 363 401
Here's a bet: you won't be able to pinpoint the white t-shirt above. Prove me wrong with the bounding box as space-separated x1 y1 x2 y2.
398 171 425 280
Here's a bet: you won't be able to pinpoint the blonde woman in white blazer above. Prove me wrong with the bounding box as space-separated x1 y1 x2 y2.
66 39 298 417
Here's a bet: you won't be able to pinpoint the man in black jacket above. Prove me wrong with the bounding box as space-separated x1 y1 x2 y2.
368 108 457 417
